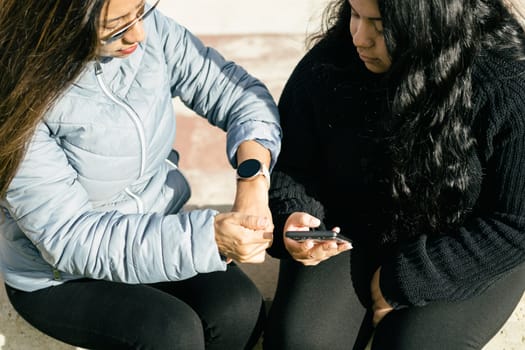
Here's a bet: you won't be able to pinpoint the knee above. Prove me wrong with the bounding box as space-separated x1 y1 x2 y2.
203 286 264 349
220 282 263 325
131 303 205 350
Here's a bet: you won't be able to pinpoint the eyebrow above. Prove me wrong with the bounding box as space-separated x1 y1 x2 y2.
349 4 382 21
106 1 146 23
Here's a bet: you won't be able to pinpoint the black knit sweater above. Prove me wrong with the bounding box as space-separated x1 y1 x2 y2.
268 34 525 309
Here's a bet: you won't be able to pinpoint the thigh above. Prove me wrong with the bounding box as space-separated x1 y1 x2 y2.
152 263 265 350
6 279 205 350
372 264 525 350
263 251 366 350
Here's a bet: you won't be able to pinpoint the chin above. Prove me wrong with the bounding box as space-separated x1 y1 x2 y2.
365 62 389 74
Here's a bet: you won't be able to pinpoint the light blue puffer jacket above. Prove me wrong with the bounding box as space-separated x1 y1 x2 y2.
0 9 281 292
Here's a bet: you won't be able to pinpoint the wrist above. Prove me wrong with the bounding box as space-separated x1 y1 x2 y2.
236 159 270 188
234 178 269 208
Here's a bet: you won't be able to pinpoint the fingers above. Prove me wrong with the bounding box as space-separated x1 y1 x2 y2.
222 240 270 263
238 214 274 245
370 267 394 326
239 247 268 264
221 212 273 241
221 234 272 263
286 212 321 230
293 239 352 266
373 308 389 326
241 214 271 231
215 212 273 264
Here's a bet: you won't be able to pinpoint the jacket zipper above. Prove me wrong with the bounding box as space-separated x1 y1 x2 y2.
94 60 146 213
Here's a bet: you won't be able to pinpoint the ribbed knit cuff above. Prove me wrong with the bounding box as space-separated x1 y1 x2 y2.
379 262 411 310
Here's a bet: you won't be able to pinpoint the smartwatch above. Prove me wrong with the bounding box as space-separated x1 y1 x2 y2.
236 159 270 187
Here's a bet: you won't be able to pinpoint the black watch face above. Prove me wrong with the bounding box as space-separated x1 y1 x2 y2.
238 159 261 178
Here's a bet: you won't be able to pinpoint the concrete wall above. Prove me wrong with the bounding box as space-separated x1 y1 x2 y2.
157 0 331 35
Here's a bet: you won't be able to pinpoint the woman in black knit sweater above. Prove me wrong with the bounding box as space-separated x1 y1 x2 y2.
263 0 525 349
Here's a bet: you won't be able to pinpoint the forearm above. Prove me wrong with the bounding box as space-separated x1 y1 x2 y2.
236 140 271 169
232 140 271 209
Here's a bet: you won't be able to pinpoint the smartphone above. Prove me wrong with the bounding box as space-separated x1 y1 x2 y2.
285 230 352 243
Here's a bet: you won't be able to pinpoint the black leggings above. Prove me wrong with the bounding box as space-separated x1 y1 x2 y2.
6 264 264 350
263 252 525 350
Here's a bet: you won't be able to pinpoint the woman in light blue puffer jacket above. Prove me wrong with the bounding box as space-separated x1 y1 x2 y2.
0 0 281 349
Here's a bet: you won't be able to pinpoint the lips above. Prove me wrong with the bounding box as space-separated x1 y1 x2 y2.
119 44 139 55
359 53 377 63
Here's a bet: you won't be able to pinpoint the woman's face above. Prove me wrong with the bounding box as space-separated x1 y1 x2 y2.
97 0 147 57
349 0 391 73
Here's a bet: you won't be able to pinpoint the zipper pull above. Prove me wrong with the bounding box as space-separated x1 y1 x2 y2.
95 60 103 75
52 268 61 281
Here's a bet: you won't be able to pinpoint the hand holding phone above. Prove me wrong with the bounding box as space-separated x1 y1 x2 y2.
284 228 353 266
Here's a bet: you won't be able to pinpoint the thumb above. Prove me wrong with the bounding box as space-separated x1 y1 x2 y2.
306 215 321 228
286 212 321 232
294 212 320 228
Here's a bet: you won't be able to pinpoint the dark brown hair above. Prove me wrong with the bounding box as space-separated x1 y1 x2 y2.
0 0 105 197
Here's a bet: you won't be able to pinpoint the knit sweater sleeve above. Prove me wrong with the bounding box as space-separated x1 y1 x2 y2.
380 57 525 308
267 42 331 259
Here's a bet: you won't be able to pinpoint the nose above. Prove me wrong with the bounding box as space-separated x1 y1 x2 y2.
123 21 146 44
352 21 375 49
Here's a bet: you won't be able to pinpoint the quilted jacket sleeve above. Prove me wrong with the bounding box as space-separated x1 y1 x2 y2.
152 11 281 168
4 122 226 285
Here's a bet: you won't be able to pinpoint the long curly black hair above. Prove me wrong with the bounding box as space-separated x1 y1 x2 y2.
315 0 525 240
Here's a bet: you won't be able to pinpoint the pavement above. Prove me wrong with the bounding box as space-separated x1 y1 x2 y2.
0 30 524 350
